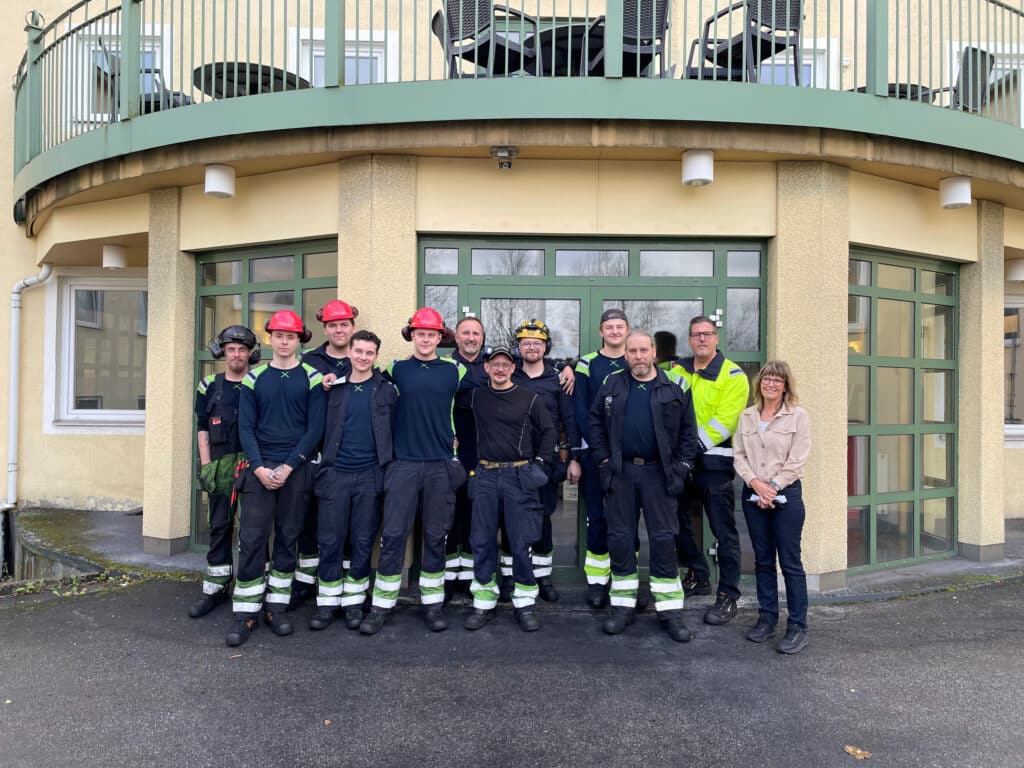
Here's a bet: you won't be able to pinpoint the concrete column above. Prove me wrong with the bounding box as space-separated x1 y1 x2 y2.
142 188 194 555
957 200 1005 561
768 161 849 591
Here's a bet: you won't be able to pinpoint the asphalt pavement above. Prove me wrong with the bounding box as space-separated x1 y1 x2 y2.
1 578 1022 768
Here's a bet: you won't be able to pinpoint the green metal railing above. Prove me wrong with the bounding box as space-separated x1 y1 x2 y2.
13 0 1024 177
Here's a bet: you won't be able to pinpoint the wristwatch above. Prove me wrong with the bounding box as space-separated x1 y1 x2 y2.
770 480 780 491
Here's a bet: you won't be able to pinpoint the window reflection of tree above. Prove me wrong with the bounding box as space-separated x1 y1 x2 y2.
604 300 700 356
472 249 543 276
481 299 580 359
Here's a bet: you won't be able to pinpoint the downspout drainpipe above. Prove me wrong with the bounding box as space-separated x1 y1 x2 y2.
2 264 53 575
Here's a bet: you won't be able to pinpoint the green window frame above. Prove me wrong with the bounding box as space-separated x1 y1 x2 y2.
847 248 958 572
190 239 337 550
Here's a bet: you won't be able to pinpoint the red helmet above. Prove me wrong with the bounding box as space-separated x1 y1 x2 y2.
402 307 446 341
265 310 312 344
316 299 358 324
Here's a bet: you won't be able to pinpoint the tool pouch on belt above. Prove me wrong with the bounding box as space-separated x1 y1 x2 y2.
229 458 250 506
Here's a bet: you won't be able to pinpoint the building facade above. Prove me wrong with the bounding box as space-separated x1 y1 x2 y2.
3 0 1023 589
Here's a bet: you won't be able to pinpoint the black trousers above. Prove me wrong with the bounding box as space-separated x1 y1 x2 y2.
606 463 679 582
676 466 741 599
206 491 236 569
316 466 382 583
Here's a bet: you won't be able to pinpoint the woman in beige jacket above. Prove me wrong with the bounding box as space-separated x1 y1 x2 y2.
732 360 811 655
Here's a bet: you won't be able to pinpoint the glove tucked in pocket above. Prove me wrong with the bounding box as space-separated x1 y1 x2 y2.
197 462 217 494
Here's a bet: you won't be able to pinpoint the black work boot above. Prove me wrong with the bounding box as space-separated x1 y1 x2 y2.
681 568 713 597
464 609 493 631
189 584 231 618
424 605 447 632
586 582 610 609
514 608 540 632
308 606 336 631
498 577 514 603
262 605 294 636
745 614 778 643
776 626 809 655
344 606 365 630
704 592 738 625
537 577 560 603
287 582 315 612
359 607 389 635
602 607 636 635
225 614 258 647
659 613 694 643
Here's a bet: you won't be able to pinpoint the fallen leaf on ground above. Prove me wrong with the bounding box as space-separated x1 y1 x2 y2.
844 745 873 760
324 719 332 726
4 700 11 704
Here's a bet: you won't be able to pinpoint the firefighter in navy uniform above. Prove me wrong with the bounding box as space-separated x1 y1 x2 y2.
292 298 359 607
589 331 702 643
510 319 581 603
309 330 397 632
189 325 261 618
465 346 557 631
226 310 326 647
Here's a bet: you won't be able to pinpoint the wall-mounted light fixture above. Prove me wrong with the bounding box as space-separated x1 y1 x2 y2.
1007 259 1024 282
102 244 127 270
205 164 236 198
939 175 971 209
682 149 714 187
490 145 519 171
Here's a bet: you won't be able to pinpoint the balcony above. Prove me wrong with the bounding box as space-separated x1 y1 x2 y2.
13 0 1024 209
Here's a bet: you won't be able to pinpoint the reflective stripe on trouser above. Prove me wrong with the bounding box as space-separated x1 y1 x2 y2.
499 553 514 578
532 551 553 579
295 553 319 585
470 467 541 595
371 572 402 610
203 563 233 595
266 569 294 605
340 575 370 607
512 582 539 609
317 578 344 608
584 551 611 585
419 570 445 605
232 576 265 614
471 578 499 610
458 554 475 581
650 575 685 612
445 551 461 582
609 571 640 608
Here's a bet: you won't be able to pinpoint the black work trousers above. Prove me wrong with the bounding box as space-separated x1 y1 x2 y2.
206 491 236 569
315 466 382 584
675 466 741 599
606 463 679 582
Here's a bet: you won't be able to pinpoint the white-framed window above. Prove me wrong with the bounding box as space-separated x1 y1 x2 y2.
45 271 149 431
1006 290 1024 446
288 27 400 85
758 39 836 89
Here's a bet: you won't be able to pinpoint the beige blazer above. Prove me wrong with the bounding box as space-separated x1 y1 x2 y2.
732 403 810 490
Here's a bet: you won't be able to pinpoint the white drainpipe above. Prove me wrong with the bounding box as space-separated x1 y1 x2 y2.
2 264 53 573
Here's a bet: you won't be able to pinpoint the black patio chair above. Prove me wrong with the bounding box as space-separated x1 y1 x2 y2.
687 0 803 85
919 46 996 113
579 0 672 78
430 0 540 78
96 40 192 120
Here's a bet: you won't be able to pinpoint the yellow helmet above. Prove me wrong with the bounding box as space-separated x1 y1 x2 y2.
515 319 551 351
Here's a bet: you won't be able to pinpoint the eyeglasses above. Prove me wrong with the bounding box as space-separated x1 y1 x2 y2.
762 376 785 386
689 331 717 340
487 361 514 370
519 340 545 348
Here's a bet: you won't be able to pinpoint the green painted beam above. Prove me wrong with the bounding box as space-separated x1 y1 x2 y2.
13 78 1024 201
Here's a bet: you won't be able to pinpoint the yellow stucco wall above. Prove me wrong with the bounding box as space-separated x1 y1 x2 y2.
849 172 978 261
417 159 776 236
37 196 149 264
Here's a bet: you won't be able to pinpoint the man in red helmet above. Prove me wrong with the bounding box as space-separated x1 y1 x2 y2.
359 307 468 635
226 310 326 647
291 298 359 607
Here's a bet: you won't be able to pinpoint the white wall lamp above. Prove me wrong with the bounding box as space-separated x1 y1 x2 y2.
1007 260 1024 282
939 175 972 209
205 164 236 198
490 146 519 171
102 244 127 270
682 149 714 187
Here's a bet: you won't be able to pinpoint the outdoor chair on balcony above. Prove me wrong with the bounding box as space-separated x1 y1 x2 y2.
577 0 672 78
919 46 996 113
430 1 540 78
686 0 803 85
95 40 192 121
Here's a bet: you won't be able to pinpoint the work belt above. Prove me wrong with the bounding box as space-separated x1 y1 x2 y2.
625 457 659 465
479 459 529 470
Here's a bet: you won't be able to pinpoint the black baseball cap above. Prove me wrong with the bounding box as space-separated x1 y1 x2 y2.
485 345 515 362
600 309 628 325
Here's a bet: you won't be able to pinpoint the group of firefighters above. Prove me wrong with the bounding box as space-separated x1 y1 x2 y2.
191 301 751 648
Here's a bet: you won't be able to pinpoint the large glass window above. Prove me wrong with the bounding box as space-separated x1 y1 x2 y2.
847 252 958 569
1005 300 1024 430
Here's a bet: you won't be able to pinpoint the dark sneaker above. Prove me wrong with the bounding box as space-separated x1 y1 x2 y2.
682 569 713 597
514 608 540 632
287 582 315 612
660 616 694 643
308 606 336 631
777 627 809 655
189 586 230 618
498 577 514 603
424 606 447 632
262 606 294 636
225 615 258 647
746 614 777 643
586 583 610 609
537 578 560 603
359 608 389 636
601 607 636 635
703 592 738 625
344 606 365 630
464 609 493 631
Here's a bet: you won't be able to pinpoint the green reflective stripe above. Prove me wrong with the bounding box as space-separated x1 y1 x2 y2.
583 551 611 581
302 362 324 390
197 373 216 395
610 571 639 606
419 569 445 604
233 576 265 603
242 364 268 390
343 575 369 592
267 570 293 594
471 577 498 609
205 573 231 587
575 352 598 377
650 575 685 607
